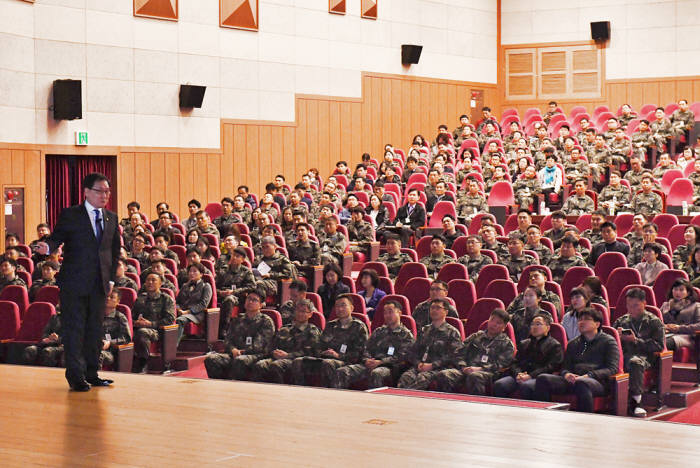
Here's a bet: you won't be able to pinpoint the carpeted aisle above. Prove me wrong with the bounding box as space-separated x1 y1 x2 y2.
664 402 700 425
168 362 208 379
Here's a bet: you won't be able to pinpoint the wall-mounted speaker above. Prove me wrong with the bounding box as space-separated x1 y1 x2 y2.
590 21 610 42
53 79 82 120
179 85 206 108
401 44 423 65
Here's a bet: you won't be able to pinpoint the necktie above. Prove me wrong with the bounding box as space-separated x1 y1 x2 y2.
94 209 103 245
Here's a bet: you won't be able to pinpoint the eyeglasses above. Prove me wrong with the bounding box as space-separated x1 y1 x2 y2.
88 188 111 195
246 296 261 303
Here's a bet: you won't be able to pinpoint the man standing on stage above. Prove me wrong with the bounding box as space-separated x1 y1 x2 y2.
37 172 121 391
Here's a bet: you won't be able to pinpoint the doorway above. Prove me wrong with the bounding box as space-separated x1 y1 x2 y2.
45 155 117 227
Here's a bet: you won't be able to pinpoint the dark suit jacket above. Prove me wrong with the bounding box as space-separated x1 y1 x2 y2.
47 204 121 296
395 203 426 231
426 193 456 213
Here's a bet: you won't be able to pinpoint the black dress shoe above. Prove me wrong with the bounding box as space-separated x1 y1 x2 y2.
69 381 91 392
87 377 114 387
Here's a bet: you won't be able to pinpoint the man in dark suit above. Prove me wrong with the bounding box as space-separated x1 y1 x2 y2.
392 188 426 247
37 173 121 391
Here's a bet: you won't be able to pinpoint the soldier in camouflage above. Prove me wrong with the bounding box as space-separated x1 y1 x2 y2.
377 234 413 279
456 235 493 283
609 128 632 166
216 247 257 336
419 235 455 279
318 217 348 265
612 288 665 417
100 289 132 369
480 225 509 261
291 295 368 387
333 300 415 389
547 235 588 284
650 108 673 152
507 268 563 319
581 211 606 248
23 307 63 367
630 175 662 217
628 223 668 266
513 166 541 210
214 197 240 237
510 287 554 343
598 171 631 214
347 207 374 256
523 225 552 266
255 236 297 299
563 148 590 185
397 298 464 390
288 223 321 282
252 299 321 384
131 273 176 373
502 233 537 282
456 179 489 224
412 280 460 329
195 210 221 242
204 289 276 380
562 179 596 216
436 309 514 394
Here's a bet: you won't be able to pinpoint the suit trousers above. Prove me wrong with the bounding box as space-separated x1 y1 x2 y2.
60 282 105 385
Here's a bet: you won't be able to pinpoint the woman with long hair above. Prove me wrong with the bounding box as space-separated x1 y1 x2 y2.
660 279 700 351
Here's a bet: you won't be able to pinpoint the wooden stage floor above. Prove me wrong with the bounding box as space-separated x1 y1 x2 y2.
1 365 699 468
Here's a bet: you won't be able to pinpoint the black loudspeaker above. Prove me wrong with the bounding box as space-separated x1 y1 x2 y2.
590 21 610 42
53 79 82 120
179 85 206 108
401 44 423 65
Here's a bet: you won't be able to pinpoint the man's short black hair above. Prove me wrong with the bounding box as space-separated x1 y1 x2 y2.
289 279 308 292
551 211 566 220
127 201 140 210
578 307 603 324
600 221 617 231
188 199 201 208
625 287 647 302
490 308 510 324
221 197 234 205
83 172 110 190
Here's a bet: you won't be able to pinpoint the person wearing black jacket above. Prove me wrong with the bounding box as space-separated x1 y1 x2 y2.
588 221 630 266
391 188 426 247
493 313 563 399
534 307 619 412
316 262 350 319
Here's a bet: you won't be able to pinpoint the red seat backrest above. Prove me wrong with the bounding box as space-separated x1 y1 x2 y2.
465 298 505 337
35 285 60 306
475 264 510 297
0 300 20 340
17 302 56 341
395 263 428 295
0 285 29 320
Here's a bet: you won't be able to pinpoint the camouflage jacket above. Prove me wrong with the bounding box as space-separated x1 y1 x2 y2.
510 307 553 344
257 252 297 281
457 194 488 218
454 330 514 374
508 289 562 319
630 192 662 217
132 291 176 329
412 299 460 330
378 252 413 279
581 229 603 246
288 240 321 267
103 309 132 345
419 253 455 278
562 195 595 216
347 220 374 248
525 242 553 266
612 312 664 362
318 231 348 259
316 318 369 364
215 264 256 296
268 322 321 359
457 253 493 282
502 254 537 281
362 324 415 366
406 321 463 369
546 254 588 284
598 185 631 211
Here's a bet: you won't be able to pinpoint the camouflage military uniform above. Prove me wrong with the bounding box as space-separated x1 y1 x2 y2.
546 254 588 284
23 313 63 366
689 172 700 197
140 267 176 291
28 277 56 302
232 207 252 226
673 244 694 269
436 330 514 394
631 130 653 159
671 109 695 136
502 254 537 281
255 252 297 298
507 289 563 320
628 242 668 266
397 321 463 390
652 165 676 180
581 229 603 246
197 223 221 240
333 324 415 389
510 307 553 343
288 239 321 268
456 253 493 282
624 169 646 193
485 177 508 193
277 300 299 327
513 177 541 209
625 231 643 254
132 291 176 363
114 275 138 291
483 241 509 261
252 322 321 383
260 205 280 224
378 252 413 279
609 137 632 165
412 299 460 329
543 228 570 251
562 195 595 216
563 159 590 183
456 194 488 221
318 231 348 265
291 318 368 386
100 308 132 368
612 312 664 396
347 220 374 254
419 253 455 279
525 243 553 266
650 118 673 151
205 312 276 380
630 192 663 217
619 113 637 130
214 214 239 237
598 185 631 212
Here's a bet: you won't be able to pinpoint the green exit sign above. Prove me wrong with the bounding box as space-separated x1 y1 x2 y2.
75 131 88 146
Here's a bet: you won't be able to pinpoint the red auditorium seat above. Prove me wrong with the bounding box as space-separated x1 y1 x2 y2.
447 316 466 340
118 287 138 309
516 265 552 293
465 298 505 337
447 279 477 322
34 285 60 306
614 213 635 236
436 263 468 283
561 266 595 306
309 311 326 331
372 295 411 331
651 214 679 238
0 285 29 320
594 252 627 283
403 277 432 311
488 181 515 207
652 269 689 305
482 279 518 308
395 263 428 296
666 179 694 208
0 301 20 341
667 224 688 251
183 274 220 348
400 315 418 337
605 268 642 309
475 264 510 297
